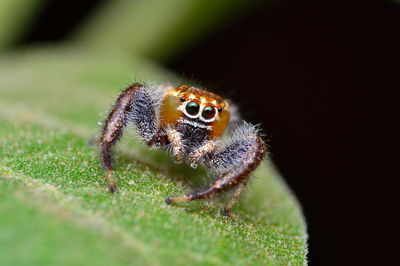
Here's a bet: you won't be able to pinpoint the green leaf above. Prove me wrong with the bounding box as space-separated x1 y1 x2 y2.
0 0 44 51
74 0 262 61
0 47 308 265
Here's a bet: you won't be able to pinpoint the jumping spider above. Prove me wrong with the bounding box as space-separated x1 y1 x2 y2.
100 83 266 215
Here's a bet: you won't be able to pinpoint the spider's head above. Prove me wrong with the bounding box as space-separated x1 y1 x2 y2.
160 85 230 137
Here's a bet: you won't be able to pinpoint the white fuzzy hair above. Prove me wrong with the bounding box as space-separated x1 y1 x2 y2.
145 83 175 129
230 121 262 141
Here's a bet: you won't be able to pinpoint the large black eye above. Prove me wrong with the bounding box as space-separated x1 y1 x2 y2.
202 106 216 120
185 101 200 116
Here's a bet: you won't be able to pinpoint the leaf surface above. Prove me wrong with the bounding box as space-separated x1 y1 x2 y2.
0 47 307 265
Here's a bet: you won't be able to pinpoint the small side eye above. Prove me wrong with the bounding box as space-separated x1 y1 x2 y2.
185 101 200 115
218 107 223 113
202 106 216 120
180 96 186 102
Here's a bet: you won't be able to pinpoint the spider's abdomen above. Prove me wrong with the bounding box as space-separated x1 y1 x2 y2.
159 92 183 126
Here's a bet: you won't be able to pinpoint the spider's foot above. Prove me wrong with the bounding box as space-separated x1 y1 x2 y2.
222 208 234 217
105 170 117 194
165 196 173 204
165 196 191 205
108 182 117 193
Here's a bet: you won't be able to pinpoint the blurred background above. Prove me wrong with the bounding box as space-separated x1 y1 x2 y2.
1 0 394 264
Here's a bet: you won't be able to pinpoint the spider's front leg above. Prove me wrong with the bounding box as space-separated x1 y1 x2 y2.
166 123 267 215
100 83 161 193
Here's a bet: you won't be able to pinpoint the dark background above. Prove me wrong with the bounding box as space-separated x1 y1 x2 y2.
16 0 395 265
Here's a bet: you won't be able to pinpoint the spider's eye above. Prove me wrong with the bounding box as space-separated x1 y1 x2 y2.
185 101 200 115
202 106 216 120
180 96 186 102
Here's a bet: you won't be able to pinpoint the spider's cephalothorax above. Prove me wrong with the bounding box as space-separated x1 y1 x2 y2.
100 83 267 215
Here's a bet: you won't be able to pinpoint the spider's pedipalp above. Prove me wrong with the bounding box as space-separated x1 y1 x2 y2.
165 126 185 162
187 138 218 168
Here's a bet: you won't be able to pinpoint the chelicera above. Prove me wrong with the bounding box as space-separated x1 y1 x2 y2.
99 83 267 216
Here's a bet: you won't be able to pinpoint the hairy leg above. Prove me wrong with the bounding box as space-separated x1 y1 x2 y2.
100 83 159 192
166 124 266 214
222 180 248 216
